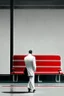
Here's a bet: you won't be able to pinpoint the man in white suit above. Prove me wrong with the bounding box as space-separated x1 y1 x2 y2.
24 50 36 93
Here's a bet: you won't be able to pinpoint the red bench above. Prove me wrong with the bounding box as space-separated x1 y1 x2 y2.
12 55 63 82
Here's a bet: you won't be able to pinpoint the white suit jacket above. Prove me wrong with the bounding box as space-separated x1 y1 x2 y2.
24 54 36 76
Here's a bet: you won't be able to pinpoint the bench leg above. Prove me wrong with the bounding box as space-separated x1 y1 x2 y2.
16 75 18 82
55 74 61 83
37 75 42 83
13 75 18 82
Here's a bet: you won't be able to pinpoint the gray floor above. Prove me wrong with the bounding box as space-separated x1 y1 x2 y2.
0 83 64 96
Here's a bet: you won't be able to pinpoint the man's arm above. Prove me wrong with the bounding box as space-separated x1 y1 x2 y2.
33 57 36 71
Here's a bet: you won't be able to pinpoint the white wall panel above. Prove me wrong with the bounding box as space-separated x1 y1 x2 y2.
14 9 64 71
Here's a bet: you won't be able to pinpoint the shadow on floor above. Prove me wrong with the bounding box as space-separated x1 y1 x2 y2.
2 91 30 94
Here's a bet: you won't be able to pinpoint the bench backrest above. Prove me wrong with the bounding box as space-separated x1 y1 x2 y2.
12 55 61 74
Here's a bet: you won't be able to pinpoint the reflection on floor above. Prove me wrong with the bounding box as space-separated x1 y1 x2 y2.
0 83 64 96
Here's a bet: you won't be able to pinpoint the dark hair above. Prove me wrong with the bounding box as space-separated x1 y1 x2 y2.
28 50 32 54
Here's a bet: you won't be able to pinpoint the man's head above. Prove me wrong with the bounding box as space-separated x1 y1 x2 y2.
28 50 32 54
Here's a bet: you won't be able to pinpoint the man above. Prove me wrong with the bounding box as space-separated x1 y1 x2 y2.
24 50 36 93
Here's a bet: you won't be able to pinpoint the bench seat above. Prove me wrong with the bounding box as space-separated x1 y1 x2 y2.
11 72 24 74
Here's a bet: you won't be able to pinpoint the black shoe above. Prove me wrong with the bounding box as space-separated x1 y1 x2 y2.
33 89 36 93
28 88 31 92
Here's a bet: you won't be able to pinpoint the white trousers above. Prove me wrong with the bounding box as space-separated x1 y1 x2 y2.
28 75 35 91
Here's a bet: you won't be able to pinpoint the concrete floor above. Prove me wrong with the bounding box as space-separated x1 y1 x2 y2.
0 83 64 96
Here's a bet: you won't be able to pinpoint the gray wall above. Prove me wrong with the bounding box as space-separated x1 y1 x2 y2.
0 9 10 74
14 9 64 71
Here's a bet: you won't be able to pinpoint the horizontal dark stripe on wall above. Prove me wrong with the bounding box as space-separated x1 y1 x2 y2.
0 74 11 82
0 74 64 83
0 5 64 9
